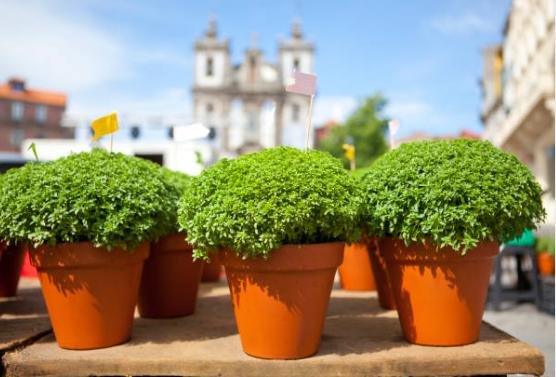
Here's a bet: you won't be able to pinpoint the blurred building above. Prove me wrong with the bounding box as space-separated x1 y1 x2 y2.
192 18 315 156
0 77 73 153
314 120 339 147
394 130 481 147
480 0 555 223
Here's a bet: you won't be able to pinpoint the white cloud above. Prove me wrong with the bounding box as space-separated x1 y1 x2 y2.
313 96 358 126
68 87 192 126
387 100 432 120
0 0 132 91
0 1 190 94
386 98 465 137
430 13 494 35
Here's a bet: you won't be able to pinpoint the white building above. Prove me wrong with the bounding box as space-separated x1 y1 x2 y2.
18 19 316 171
480 0 555 224
192 18 315 156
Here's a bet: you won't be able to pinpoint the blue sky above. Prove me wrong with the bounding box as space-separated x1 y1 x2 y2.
0 0 511 139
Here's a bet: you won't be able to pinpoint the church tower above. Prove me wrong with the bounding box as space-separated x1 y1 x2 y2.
279 20 315 148
191 18 316 157
192 17 230 151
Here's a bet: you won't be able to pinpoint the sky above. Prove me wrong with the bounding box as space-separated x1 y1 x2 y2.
0 0 511 139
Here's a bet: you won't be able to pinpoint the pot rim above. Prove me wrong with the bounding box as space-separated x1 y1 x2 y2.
30 241 150 269
152 233 192 254
380 238 499 262
221 242 344 272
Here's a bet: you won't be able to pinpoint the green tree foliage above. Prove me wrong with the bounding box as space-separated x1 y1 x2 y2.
0 149 176 250
178 147 362 259
536 237 555 255
318 94 389 169
361 139 546 253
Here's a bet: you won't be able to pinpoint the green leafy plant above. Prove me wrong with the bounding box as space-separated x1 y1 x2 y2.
178 146 362 259
536 237 555 256
0 149 176 250
361 139 546 253
158 167 191 235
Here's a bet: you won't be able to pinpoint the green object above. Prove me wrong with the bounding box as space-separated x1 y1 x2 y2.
360 139 546 254
506 229 536 247
0 149 175 250
27 143 39 161
318 94 388 169
178 146 362 260
536 237 555 255
194 150 204 167
158 167 191 235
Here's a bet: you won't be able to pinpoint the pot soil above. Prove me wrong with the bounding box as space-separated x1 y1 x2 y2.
538 252 555 276
138 233 203 318
221 242 343 359
0 244 26 297
367 237 396 309
30 242 149 350
338 242 376 291
381 238 498 346
201 258 221 282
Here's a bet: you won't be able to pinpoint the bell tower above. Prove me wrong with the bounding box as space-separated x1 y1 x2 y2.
192 17 231 154
279 20 316 148
194 17 229 88
279 20 315 84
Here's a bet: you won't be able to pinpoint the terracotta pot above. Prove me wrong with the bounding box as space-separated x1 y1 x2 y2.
30 242 149 350
538 252 555 276
367 237 396 309
338 242 376 291
201 258 221 282
21 251 38 278
138 233 203 318
381 238 498 346
221 242 343 359
0 244 26 297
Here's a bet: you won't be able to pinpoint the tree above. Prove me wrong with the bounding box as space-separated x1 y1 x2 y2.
318 94 389 169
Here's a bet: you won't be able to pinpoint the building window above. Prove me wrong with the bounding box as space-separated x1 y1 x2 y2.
206 103 214 113
291 103 300 122
35 105 47 123
10 129 25 147
293 58 300 71
206 57 214 76
11 102 24 122
11 81 25 91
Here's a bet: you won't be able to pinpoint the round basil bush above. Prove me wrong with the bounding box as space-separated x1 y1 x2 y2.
158 167 191 236
361 139 546 253
0 149 175 250
178 146 362 259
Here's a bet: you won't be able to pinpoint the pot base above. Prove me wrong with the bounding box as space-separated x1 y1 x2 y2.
138 234 203 318
0 244 26 297
368 238 396 310
382 239 498 346
338 243 376 291
222 242 343 359
31 242 149 350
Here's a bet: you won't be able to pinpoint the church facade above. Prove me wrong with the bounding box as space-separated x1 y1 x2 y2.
192 19 315 157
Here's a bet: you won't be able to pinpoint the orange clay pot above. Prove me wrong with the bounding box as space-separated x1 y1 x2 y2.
201 257 222 282
338 242 376 291
138 233 203 318
381 238 498 346
538 252 555 276
221 242 344 359
367 237 396 309
0 244 26 297
30 242 149 350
